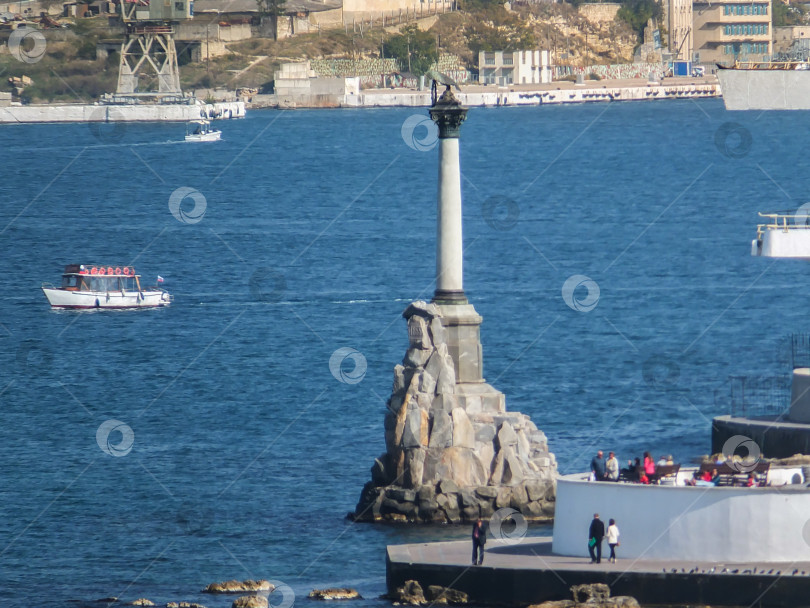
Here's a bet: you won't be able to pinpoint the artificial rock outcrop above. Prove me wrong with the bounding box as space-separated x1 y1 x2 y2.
353 301 557 524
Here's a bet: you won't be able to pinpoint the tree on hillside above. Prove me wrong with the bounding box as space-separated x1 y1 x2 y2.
256 0 287 40
773 0 805 26
617 0 663 41
385 25 438 76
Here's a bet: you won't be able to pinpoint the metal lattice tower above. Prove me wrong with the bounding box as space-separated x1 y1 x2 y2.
115 0 191 100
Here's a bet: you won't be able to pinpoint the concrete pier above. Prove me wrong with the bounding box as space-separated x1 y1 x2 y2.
387 538 810 607
0 101 246 124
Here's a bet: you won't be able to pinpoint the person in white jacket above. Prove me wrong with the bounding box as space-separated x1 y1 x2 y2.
606 519 620 563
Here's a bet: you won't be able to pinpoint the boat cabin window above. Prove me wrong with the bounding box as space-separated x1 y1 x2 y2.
61 275 80 289
78 276 139 292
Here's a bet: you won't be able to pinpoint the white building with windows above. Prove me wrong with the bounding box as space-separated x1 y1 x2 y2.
478 50 552 85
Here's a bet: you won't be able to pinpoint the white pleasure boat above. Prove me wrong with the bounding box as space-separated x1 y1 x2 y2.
42 264 172 309
185 119 221 142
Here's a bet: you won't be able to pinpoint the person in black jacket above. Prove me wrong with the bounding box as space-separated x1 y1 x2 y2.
588 513 605 563
472 517 487 565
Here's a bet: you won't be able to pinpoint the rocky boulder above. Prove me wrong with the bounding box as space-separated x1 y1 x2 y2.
232 596 268 608
128 601 154 607
203 580 274 594
425 586 468 605
388 580 426 605
308 588 362 600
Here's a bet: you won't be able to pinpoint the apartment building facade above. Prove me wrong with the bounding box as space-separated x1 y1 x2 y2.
478 50 552 85
692 0 772 64
667 0 693 61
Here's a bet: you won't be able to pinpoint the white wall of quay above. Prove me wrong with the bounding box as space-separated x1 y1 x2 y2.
552 475 810 563
0 102 246 124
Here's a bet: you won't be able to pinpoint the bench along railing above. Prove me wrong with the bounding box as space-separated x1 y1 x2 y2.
697 461 770 486
649 464 680 484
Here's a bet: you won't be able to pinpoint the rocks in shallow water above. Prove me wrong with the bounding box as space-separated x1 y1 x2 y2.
308 588 362 600
167 603 207 608
425 586 467 605
95 598 118 603
128 600 154 607
571 584 609 603
528 583 640 608
203 580 274 594
389 580 426 605
232 596 268 608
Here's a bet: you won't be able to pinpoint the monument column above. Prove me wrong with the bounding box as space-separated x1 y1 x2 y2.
429 88 468 305
428 87 484 384
351 85 558 525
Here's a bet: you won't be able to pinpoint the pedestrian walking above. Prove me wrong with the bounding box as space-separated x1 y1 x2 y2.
588 513 605 563
606 518 620 563
472 517 487 565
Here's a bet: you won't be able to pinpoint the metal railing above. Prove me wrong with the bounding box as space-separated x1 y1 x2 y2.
717 374 791 418
756 211 810 240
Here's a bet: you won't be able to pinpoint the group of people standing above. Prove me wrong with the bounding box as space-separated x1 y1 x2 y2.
588 513 620 564
591 450 673 484
589 450 620 481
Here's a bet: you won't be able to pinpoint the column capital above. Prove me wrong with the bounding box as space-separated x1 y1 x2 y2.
429 86 468 139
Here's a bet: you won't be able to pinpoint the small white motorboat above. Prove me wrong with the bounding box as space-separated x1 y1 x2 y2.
42 264 172 309
185 120 221 142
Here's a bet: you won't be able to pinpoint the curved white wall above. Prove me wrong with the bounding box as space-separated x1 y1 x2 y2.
552 475 810 562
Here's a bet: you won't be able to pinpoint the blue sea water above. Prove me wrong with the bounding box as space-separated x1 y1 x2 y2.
1 99 810 607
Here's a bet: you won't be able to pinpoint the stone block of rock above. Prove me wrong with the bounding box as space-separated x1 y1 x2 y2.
308 588 362 600
438 479 459 494
128 600 154 607
203 580 274 594
571 583 610 603
232 596 268 608
527 601 575 608
167 603 207 608
389 580 426 605
429 412 453 449
426 586 468 605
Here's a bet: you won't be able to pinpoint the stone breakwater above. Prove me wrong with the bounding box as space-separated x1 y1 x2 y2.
353 301 557 524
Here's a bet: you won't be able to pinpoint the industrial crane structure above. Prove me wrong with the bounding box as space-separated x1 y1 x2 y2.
115 0 192 101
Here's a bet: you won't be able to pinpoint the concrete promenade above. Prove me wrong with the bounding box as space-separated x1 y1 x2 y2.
387 537 810 606
348 76 719 108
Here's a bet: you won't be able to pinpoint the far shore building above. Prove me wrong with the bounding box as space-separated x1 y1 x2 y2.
772 24 810 55
192 0 342 40
665 0 692 61
478 50 552 85
692 0 772 64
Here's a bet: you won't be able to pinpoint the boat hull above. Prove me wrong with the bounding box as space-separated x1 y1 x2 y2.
717 69 810 110
42 287 171 309
185 131 221 142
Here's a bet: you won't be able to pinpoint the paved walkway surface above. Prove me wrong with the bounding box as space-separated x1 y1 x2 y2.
390 537 810 576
